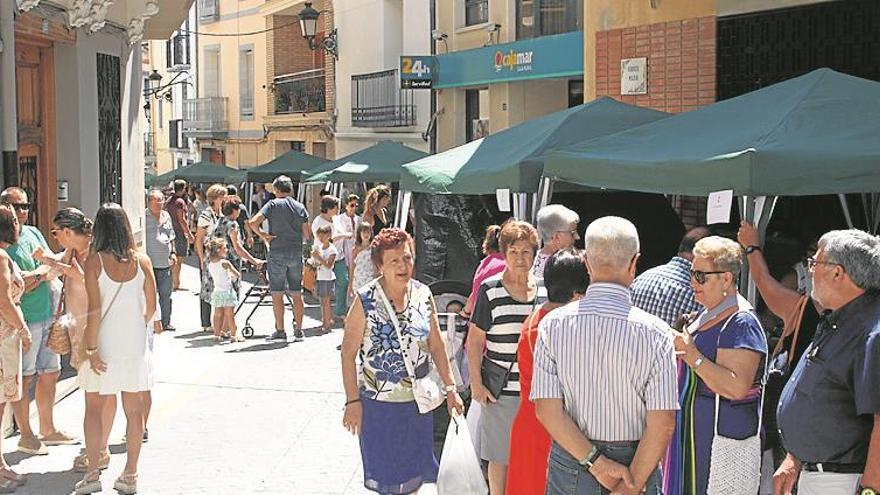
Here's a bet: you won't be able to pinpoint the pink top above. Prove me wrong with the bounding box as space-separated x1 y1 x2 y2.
466 253 506 310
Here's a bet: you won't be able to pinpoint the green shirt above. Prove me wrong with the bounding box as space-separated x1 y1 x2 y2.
6 225 51 323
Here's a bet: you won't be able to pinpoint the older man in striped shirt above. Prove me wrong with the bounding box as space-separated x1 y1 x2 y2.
532 216 679 495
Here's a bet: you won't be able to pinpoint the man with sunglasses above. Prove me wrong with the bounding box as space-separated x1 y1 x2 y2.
0 187 78 455
775 229 880 495
632 226 711 326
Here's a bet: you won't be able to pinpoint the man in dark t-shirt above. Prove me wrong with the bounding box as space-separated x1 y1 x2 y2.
249 175 312 342
165 179 193 289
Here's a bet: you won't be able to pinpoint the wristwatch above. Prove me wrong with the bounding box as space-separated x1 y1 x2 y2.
85 348 98 357
693 356 705 369
745 245 762 255
578 445 601 469
859 487 877 495
443 384 456 393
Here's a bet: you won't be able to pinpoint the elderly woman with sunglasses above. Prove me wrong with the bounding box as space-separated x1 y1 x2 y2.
667 236 768 495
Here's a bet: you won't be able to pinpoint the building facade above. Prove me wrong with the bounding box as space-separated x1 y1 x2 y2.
184 0 336 170
433 0 585 152
333 0 431 157
2 0 193 239
143 4 199 176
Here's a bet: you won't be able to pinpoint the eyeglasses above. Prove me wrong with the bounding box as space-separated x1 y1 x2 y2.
806 256 842 272
690 269 728 285
8 203 30 211
557 229 580 239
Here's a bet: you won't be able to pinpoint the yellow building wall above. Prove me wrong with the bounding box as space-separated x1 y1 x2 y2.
584 0 715 100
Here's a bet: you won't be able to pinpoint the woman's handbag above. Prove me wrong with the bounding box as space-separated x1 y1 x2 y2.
706 311 767 495
47 277 72 355
376 282 446 414
480 358 513 400
302 260 317 295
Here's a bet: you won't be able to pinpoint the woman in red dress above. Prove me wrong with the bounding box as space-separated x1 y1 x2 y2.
507 249 588 495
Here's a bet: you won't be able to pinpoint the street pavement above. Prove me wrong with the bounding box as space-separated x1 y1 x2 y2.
1 262 439 494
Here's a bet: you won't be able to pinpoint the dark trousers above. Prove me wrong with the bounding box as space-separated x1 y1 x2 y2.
153 267 172 328
199 266 212 328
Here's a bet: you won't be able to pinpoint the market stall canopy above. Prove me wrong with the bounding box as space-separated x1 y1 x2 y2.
244 151 327 183
303 141 429 184
157 162 246 184
544 69 880 196
398 97 669 194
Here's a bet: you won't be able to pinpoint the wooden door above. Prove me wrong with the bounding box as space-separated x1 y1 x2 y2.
15 42 57 236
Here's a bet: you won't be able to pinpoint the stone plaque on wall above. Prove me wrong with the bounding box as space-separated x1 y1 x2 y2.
621 57 648 95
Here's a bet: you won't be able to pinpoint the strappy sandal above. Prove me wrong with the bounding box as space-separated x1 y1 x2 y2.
114 472 138 494
73 449 111 472
74 470 102 495
0 478 16 494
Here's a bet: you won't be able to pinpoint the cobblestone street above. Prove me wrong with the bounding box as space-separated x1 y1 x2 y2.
0 262 426 494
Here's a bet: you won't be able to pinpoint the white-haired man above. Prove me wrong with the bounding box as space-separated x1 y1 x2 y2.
775 229 880 495
533 204 580 280
532 216 678 495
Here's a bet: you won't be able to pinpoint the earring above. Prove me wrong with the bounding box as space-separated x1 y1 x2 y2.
723 291 728 297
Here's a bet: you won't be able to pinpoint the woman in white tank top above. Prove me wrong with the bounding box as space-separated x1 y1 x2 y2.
75 204 157 495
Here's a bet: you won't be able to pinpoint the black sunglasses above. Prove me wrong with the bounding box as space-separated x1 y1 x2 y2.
690 269 728 285
8 203 30 211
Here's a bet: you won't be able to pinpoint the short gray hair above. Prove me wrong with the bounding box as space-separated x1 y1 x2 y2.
536 205 580 243
819 229 880 291
273 175 293 193
584 216 639 270
146 189 164 201
693 236 743 277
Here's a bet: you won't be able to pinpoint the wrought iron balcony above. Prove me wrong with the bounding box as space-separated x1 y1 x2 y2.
351 69 417 128
182 97 228 138
352 105 416 128
144 132 156 163
273 69 326 115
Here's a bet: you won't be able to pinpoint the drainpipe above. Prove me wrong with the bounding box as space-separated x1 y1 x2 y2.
0 1 17 189
429 0 436 154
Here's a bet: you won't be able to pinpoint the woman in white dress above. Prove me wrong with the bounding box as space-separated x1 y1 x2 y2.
75 203 156 495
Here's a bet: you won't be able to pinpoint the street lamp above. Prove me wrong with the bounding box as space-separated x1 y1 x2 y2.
297 1 338 59
146 69 163 93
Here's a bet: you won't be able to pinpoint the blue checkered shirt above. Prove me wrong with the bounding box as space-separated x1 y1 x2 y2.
631 256 700 327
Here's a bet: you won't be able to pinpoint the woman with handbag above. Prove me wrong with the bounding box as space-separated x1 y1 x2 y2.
0 206 32 492
33 208 119 474
341 227 464 495
467 220 540 495
670 236 768 495
74 203 156 495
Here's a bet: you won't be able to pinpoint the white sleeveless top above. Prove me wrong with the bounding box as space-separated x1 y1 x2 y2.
77 254 153 394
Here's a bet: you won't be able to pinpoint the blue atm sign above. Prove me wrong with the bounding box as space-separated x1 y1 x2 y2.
400 56 434 89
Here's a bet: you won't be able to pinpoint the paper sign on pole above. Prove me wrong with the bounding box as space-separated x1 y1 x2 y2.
496 188 511 212
706 190 734 225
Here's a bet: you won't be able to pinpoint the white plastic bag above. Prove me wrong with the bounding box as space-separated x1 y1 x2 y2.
438 415 487 495
466 400 482 454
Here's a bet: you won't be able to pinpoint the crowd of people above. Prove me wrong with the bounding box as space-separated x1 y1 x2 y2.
339 202 879 495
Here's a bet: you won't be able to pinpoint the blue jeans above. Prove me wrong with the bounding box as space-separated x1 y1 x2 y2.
153 267 172 328
545 441 661 495
332 260 349 317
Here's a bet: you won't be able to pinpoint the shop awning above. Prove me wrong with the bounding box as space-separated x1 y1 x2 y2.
303 141 428 184
244 151 327 183
544 69 880 196
399 97 669 194
155 162 246 184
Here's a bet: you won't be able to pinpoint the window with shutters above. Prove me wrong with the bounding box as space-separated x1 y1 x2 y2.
239 45 254 119
203 46 221 97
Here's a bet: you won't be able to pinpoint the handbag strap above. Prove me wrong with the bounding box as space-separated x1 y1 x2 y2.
771 295 808 366
712 310 769 438
53 275 65 318
374 279 417 380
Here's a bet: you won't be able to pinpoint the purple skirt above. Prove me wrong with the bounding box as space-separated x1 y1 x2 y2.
360 397 438 495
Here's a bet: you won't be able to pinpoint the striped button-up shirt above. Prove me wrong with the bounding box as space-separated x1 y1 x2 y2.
531 283 679 442
631 256 700 327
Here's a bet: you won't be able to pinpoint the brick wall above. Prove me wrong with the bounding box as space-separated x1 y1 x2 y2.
595 16 716 113
272 15 316 76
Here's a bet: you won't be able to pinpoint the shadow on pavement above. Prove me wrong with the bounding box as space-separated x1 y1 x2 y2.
173 330 208 340
223 341 289 353
185 337 222 349
16 469 81 492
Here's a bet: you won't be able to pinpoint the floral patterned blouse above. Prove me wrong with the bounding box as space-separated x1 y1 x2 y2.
357 277 435 403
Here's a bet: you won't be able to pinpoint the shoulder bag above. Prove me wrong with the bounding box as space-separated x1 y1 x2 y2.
376 281 445 414
47 276 71 355
706 310 767 495
480 294 538 400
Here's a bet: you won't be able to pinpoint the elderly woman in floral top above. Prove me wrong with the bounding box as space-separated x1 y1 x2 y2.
341 228 463 495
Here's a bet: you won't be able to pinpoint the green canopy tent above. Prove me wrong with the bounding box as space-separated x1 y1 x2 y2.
543 69 880 198
303 140 428 184
167 161 246 184
398 97 669 195
244 150 327 183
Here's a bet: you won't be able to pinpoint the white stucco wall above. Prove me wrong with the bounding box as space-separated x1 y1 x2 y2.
54 32 145 240
334 0 431 156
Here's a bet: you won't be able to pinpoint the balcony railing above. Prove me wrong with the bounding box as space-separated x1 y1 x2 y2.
144 132 156 163
351 69 417 128
182 97 228 137
273 69 326 115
